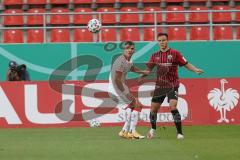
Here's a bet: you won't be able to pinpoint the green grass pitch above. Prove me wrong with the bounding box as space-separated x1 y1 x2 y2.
0 125 239 160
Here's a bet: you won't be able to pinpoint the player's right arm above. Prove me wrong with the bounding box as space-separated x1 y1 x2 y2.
114 71 135 101
138 54 155 82
114 71 125 93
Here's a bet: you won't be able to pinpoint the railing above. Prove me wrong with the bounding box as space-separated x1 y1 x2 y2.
0 9 239 43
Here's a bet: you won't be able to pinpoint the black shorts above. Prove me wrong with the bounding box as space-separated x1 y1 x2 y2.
151 87 178 104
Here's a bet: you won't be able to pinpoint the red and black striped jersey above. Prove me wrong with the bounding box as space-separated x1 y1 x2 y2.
147 48 188 88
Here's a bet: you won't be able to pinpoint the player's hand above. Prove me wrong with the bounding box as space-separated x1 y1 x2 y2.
142 70 151 75
138 76 144 83
126 93 136 102
195 68 204 74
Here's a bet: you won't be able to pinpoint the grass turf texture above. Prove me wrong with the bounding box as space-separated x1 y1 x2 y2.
0 125 239 160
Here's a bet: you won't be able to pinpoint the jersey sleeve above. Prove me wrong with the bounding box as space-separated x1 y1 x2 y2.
176 51 188 66
114 60 125 72
146 54 156 69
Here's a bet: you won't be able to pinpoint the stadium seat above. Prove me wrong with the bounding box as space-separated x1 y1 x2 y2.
190 27 209 40
143 27 163 41
211 0 228 1
168 27 186 41
97 7 116 24
235 6 240 22
73 0 92 4
27 0 46 4
51 29 70 42
120 7 139 24
3 0 23 5
119 0 139 2
212 6 231 23
142 7 162 24
120 28 140 41
213 26 233 40
3 9 24 26
166 0 184 2
96 0 115 3
74 28 93 42
189 6 209 23
142 0 161 2
49 0 70 4
27 8 45 25
101 28 117 42
73 8 93 25
188 0 207 1
166 6 185 23
27 29 44 43
236 27 240 39
50 8 70 25
3 30 24 43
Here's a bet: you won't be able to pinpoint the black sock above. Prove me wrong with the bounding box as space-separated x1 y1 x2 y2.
171 109 183 134
150 111 157 130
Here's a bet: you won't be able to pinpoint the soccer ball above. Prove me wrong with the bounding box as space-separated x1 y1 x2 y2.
89 119 101 127
87 19 102 33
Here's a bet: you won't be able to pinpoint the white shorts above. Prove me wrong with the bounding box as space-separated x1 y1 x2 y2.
108 85 132 108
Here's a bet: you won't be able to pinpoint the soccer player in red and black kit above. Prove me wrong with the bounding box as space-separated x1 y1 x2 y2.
141 33 203 139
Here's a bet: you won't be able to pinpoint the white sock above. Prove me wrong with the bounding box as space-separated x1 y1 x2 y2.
122 108 132 132
129 110 139 133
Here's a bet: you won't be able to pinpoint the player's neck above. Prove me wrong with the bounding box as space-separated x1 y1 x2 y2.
123 54 131 61
160 47 170 52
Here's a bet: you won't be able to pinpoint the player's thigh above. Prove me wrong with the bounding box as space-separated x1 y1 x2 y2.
167 87 178 110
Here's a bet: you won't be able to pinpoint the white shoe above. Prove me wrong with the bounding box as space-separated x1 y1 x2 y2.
147 129 155 139
177 134 184 140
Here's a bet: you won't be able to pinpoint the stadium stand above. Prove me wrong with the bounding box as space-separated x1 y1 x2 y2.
0 0 239 43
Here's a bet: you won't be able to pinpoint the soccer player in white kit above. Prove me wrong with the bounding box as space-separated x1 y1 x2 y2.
108 41 149 139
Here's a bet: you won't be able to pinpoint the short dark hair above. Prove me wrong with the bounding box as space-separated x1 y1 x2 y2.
124 41 135 46
157 33 168 39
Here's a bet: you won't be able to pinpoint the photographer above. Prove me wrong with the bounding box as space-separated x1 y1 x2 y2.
6 61 30 81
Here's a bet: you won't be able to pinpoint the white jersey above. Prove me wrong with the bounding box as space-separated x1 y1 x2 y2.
108 55 133 105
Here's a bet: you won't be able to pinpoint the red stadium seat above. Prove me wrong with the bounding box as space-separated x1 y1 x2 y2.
120 28 140 41
27 8 45 25
3 9 24 26
166 0 184 2
97 7 116 24
96 0 115 3
142 7 162 23
3 30 24 43
51 29 70 42
142 0 160 2
236 6 240 22
49 0 70 4
73 8 93 25
3 0 23 5
50 8 70 25
27 29 44 43
27 0 46 4
212 6 231 23
168 27 186 41
236 27 240 39
120 7 139 24
101 28 117 42
189 6 209 23
188 0 207 1
214 27 233 40
211 0 229 1
190 27 209 40
119 0 139 2
143 27 163 41
74 29 93 42
166 6 185 23
73 0 92 4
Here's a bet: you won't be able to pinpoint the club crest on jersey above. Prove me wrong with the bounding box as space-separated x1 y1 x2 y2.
167 55 173 61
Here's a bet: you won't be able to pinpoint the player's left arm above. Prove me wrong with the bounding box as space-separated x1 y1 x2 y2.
130 66 150 75
184 63 204 75
177 51 204 75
